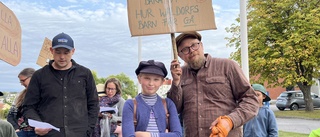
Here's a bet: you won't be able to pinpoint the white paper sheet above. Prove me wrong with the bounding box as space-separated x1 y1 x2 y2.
28 119 60 132
100 106 118 114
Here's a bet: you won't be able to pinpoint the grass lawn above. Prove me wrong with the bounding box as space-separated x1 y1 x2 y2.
279 130 309 137
274 109 320 119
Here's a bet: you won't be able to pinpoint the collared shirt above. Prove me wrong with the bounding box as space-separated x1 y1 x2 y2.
23 59 99 137
167 54 259 137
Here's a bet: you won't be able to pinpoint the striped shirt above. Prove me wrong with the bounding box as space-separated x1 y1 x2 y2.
141 94 159 137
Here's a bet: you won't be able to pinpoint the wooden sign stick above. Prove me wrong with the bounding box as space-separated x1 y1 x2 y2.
171 33 178 60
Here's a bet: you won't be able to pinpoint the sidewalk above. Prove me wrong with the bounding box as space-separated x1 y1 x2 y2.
269 103 320 134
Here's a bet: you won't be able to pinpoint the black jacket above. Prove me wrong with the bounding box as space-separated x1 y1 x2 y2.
23 59 99 137
7 105 19 130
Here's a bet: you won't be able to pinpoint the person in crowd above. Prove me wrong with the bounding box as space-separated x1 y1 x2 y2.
243 84 278 137
168 31 259 137
7 68 37 137
122 60 182 137
0 91 18 137
22 32 99 137
91 78 124 137
264 91 270 107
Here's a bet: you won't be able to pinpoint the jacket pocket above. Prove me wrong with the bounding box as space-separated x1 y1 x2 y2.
206 76 226 84
181 78 193 87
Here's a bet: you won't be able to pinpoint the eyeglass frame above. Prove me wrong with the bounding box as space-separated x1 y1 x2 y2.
106 88 116 92
179 42 201 55
20 77 30 83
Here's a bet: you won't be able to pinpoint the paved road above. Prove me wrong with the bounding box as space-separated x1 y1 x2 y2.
276 117 319 134
269 104 320 134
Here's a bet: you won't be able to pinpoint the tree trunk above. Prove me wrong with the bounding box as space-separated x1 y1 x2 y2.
297 82 314 112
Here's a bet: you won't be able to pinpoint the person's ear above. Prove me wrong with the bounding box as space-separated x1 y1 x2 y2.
137 75 142 84
50 47 54 53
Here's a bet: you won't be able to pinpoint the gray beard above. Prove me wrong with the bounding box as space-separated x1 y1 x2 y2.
188 56 205 70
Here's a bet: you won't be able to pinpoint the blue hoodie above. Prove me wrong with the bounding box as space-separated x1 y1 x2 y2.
243 106 278 137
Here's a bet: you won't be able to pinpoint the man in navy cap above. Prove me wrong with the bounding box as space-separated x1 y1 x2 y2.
23 33 99 137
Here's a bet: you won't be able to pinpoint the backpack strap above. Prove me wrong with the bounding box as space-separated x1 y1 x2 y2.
133 98 137 127
162 98 170 130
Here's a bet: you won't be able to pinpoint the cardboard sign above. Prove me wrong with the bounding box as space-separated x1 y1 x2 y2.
0 2 22 66
127 0 216 36
36 37 53 67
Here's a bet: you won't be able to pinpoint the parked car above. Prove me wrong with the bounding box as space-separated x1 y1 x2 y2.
276 90 320 110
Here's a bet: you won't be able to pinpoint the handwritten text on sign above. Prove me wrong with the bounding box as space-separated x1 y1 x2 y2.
127 0 216 36
36 37 53 67
0 2 22 66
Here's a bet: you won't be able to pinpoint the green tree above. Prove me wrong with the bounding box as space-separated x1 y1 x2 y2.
92 70 107 85
92 71 138 100
226 0 320 111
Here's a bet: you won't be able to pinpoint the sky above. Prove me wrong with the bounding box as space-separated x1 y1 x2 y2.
0 0 240 92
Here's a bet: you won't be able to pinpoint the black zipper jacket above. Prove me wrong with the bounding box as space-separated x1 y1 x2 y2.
23 59 99 137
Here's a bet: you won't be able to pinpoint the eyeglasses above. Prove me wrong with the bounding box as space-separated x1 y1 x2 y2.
20 77 30 83
106 88 116 91
180 42 200 55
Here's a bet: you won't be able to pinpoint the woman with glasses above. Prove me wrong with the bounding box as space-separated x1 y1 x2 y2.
7 68 36 137
91 78 125 137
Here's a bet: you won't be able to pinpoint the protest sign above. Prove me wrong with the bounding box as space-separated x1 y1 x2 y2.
127 0 216 36
0 2 22 66
36 37 53 67
127 0 216 59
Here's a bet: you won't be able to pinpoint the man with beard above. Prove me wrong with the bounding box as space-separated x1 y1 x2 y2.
168 31 259 137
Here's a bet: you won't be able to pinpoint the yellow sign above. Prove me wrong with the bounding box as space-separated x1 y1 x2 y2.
36 37 53 67
0 2 22 66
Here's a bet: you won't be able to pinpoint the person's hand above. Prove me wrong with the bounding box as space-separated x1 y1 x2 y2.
170 59 182 86
15 129 20 132
34 127 52 136
106 112 112 119
209 116 233 137
98 112 103 118
135 131 151 137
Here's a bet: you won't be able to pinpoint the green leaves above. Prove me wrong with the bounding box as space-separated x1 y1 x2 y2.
226 0 320 89
92 71 138 100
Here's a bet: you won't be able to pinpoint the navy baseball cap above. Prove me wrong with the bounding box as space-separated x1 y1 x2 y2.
135 60 168 77
52 32 74 50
